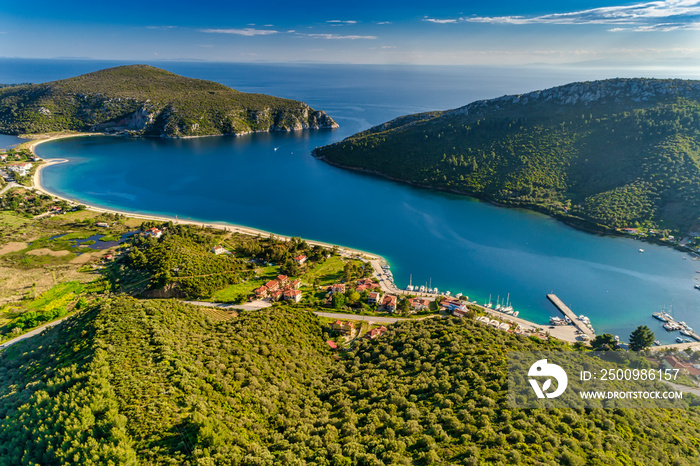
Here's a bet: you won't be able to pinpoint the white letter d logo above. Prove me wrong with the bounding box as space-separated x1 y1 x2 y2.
528 359 568 399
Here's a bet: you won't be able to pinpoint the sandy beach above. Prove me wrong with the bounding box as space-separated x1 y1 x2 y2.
24 132 581 343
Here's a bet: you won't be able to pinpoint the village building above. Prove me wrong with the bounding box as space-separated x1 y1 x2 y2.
254 285 269 299
144 227 163 238
211 245 231 255
8 162 32 177
366 326 388 339
289 279 301 290
277 275 289 286
269 290 284 302
265 280 279 292
96 222 109 228
293 254 307 265
381 294 397 312
368 291 382 305
331 320 355 335
283 289 302 303
663 356 700 377
409 298 430 312
331 283 346 294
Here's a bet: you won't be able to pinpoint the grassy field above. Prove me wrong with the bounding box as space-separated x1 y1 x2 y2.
0 281 86 342
300 256 347 286
0 211 51 244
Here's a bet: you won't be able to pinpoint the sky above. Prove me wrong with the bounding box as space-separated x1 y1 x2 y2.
2 0 700 67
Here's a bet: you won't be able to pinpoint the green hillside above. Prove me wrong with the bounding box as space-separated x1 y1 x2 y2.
313 78 700 234
0 65 337 137
2 298 700 464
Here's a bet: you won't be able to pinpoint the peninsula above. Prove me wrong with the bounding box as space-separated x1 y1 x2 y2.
313 78 700 236
0 65 338 137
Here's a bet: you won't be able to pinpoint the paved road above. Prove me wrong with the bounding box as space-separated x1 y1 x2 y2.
650 341 700 352
184 300 272 311
0 180 20 196
663 380 700 397
0 316 70 350
314 311 439 324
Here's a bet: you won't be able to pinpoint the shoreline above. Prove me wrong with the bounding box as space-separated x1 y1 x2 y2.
24 132 578 342
28 133 384 261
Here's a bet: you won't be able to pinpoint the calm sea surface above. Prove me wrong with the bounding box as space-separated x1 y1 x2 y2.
3 59 700 342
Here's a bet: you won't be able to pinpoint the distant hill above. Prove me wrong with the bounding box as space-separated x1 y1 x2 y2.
313 78 700 234
2 298 700 464
0 65 337 137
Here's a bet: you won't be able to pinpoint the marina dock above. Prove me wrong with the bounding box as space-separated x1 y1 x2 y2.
546 293 595 339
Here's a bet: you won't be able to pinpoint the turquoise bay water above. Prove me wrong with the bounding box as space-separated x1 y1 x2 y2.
23 61 700 343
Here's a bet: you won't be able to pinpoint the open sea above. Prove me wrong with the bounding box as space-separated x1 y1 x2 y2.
2 58 700 343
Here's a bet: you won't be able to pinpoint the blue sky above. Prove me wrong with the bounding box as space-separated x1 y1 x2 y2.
2 0 699 67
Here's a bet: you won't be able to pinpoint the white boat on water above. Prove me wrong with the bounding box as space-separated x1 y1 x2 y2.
664 322 682 331
680 328 694 336
676 337 684 343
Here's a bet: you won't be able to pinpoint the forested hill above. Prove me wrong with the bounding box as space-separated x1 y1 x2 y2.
313 78 700 234
2 298 700 464
0 65 338 137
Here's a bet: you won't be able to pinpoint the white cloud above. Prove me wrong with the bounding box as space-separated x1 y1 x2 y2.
200 28 279 36
463 0 700 31
326 20 358 24
376 21 392 25
423 18 458 24
307 33 377 40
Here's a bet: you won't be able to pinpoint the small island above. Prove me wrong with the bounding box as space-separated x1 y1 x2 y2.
313 78 700 240
0 64 338 137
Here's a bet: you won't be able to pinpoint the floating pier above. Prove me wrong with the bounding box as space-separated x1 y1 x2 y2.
546 293 595 339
